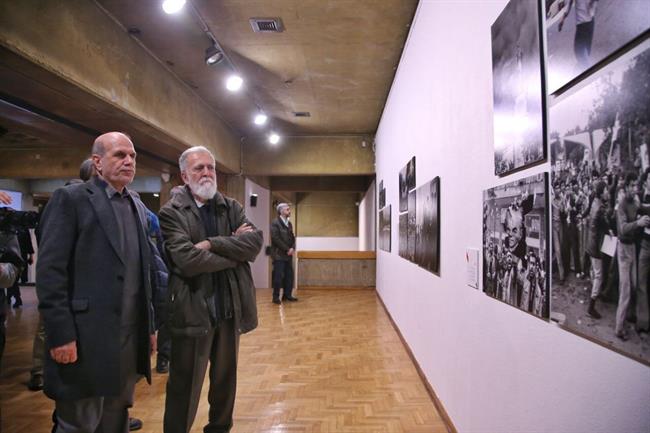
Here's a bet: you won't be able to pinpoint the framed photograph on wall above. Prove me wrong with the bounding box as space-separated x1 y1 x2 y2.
549 38 650 365
415 177 440 274
492 0 546 175
379 205 391 252
408 190 417 262
545 0 650 94
483 173 549 319
406 157 416 191
399 156 416 212
399 213 408 258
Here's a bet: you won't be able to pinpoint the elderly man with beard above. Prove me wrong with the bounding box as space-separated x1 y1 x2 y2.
159 146 262 433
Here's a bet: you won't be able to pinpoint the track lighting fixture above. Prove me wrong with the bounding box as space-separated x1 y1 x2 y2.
204 45 224 65
226 75 243 92
162 0 186 14
254 113 268 125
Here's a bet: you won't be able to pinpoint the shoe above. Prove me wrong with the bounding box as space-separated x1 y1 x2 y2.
27 374 43 391
283 296 298 302
13 298 22 308
156 358 169 374
616 330 629 341
129 417 143 431
272 299 281 305
587 299 601 319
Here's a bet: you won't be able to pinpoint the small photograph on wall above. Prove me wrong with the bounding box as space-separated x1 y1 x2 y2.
399 213 408 258
545 0 650 94
379 205 391 252
492 0 545 175
407 157 416 191
483 173 549 319
415 177 440 274
408 190 417 262
399 165 408 212
378 180 386 209
549 39 650 365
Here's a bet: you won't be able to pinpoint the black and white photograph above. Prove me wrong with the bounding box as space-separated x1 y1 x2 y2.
492 0 545 175
399 212 408 258
549 39 650 364
406 157 416 191
415 177 440 274
408 190 417 262
483 173 549 319
379 205 391 252
545 0 650 94
399 165 408 212
378 180 386 209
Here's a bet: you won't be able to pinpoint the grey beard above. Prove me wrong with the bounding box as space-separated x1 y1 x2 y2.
190 180 217 201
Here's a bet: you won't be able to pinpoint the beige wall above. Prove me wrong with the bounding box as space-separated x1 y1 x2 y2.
295 192 359 237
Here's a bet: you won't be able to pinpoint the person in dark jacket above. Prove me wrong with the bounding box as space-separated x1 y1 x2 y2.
270 203 298 304
37 132 156 433
159 146 262 433
585 181 612 319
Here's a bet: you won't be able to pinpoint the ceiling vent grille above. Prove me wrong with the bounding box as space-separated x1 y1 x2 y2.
250 18 284 33
293 112 311 117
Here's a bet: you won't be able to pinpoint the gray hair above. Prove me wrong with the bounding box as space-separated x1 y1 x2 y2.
277 203 290 214
179 146 215 172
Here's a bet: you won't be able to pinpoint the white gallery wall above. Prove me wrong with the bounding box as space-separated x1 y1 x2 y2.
244 178 271 289
295 237 359 251
358 180 376 251
375 1 650 433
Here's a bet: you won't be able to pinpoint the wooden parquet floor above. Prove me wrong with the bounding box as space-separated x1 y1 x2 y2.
1 287 447 433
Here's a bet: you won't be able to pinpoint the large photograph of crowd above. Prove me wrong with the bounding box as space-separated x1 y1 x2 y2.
549 39 650 364
415 177 440 275
379 205 391 252
545 0 650 94
492 0 545 175
483 173 549 319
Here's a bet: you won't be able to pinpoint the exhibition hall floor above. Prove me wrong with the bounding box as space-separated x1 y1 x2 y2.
1 287 447 433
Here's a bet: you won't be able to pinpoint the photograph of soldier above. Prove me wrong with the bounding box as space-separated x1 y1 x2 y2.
492 0 545 175
379 205 391 252
545 0 650 93
415 177 440 274
483 173 549 319
406 157 416 191
549 39 650 364
399 165 408 212
378 180 385 209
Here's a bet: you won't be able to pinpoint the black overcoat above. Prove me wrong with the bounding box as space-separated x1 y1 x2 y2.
36 177 154 401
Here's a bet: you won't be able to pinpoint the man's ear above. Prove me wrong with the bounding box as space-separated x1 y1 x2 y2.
91 154 102 175
180 171 188 185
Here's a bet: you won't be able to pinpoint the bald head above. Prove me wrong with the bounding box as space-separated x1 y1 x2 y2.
91 132 137 191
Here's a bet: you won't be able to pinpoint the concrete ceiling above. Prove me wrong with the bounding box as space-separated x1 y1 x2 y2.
95 0 418 138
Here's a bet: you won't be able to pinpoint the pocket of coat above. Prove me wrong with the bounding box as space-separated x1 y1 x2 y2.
70 298 89 312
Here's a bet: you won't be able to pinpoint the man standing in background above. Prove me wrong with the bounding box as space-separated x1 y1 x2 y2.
270 203 298 305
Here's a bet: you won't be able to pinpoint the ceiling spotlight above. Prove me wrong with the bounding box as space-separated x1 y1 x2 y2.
205 45 223 65
254 113 268 125
269 133 280 145
162 0 186 14
226 75 243 92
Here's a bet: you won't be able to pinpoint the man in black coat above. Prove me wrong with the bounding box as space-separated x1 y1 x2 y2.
270 203 298 304
37 132 156 432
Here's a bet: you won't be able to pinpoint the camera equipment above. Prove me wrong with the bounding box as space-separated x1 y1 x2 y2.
0 208 39 234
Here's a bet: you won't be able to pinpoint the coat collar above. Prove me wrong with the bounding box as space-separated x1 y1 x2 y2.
85 177 125 264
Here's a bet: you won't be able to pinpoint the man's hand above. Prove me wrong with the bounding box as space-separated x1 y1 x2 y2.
150 334 157 356
0 191 12 205
637 215 650 228
194 240 211 250
50 341 78 364
287 248 295 256
234 223 253 236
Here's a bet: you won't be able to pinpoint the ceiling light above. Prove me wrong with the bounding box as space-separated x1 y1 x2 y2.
162 0 186 14
269 133 280 145
226 75 243 92
205 45 223 65
254 113 268 125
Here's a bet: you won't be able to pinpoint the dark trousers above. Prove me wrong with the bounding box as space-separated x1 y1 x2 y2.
272 259 294 300
53 329 139 433
163 318 239 433
157 322 171 363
